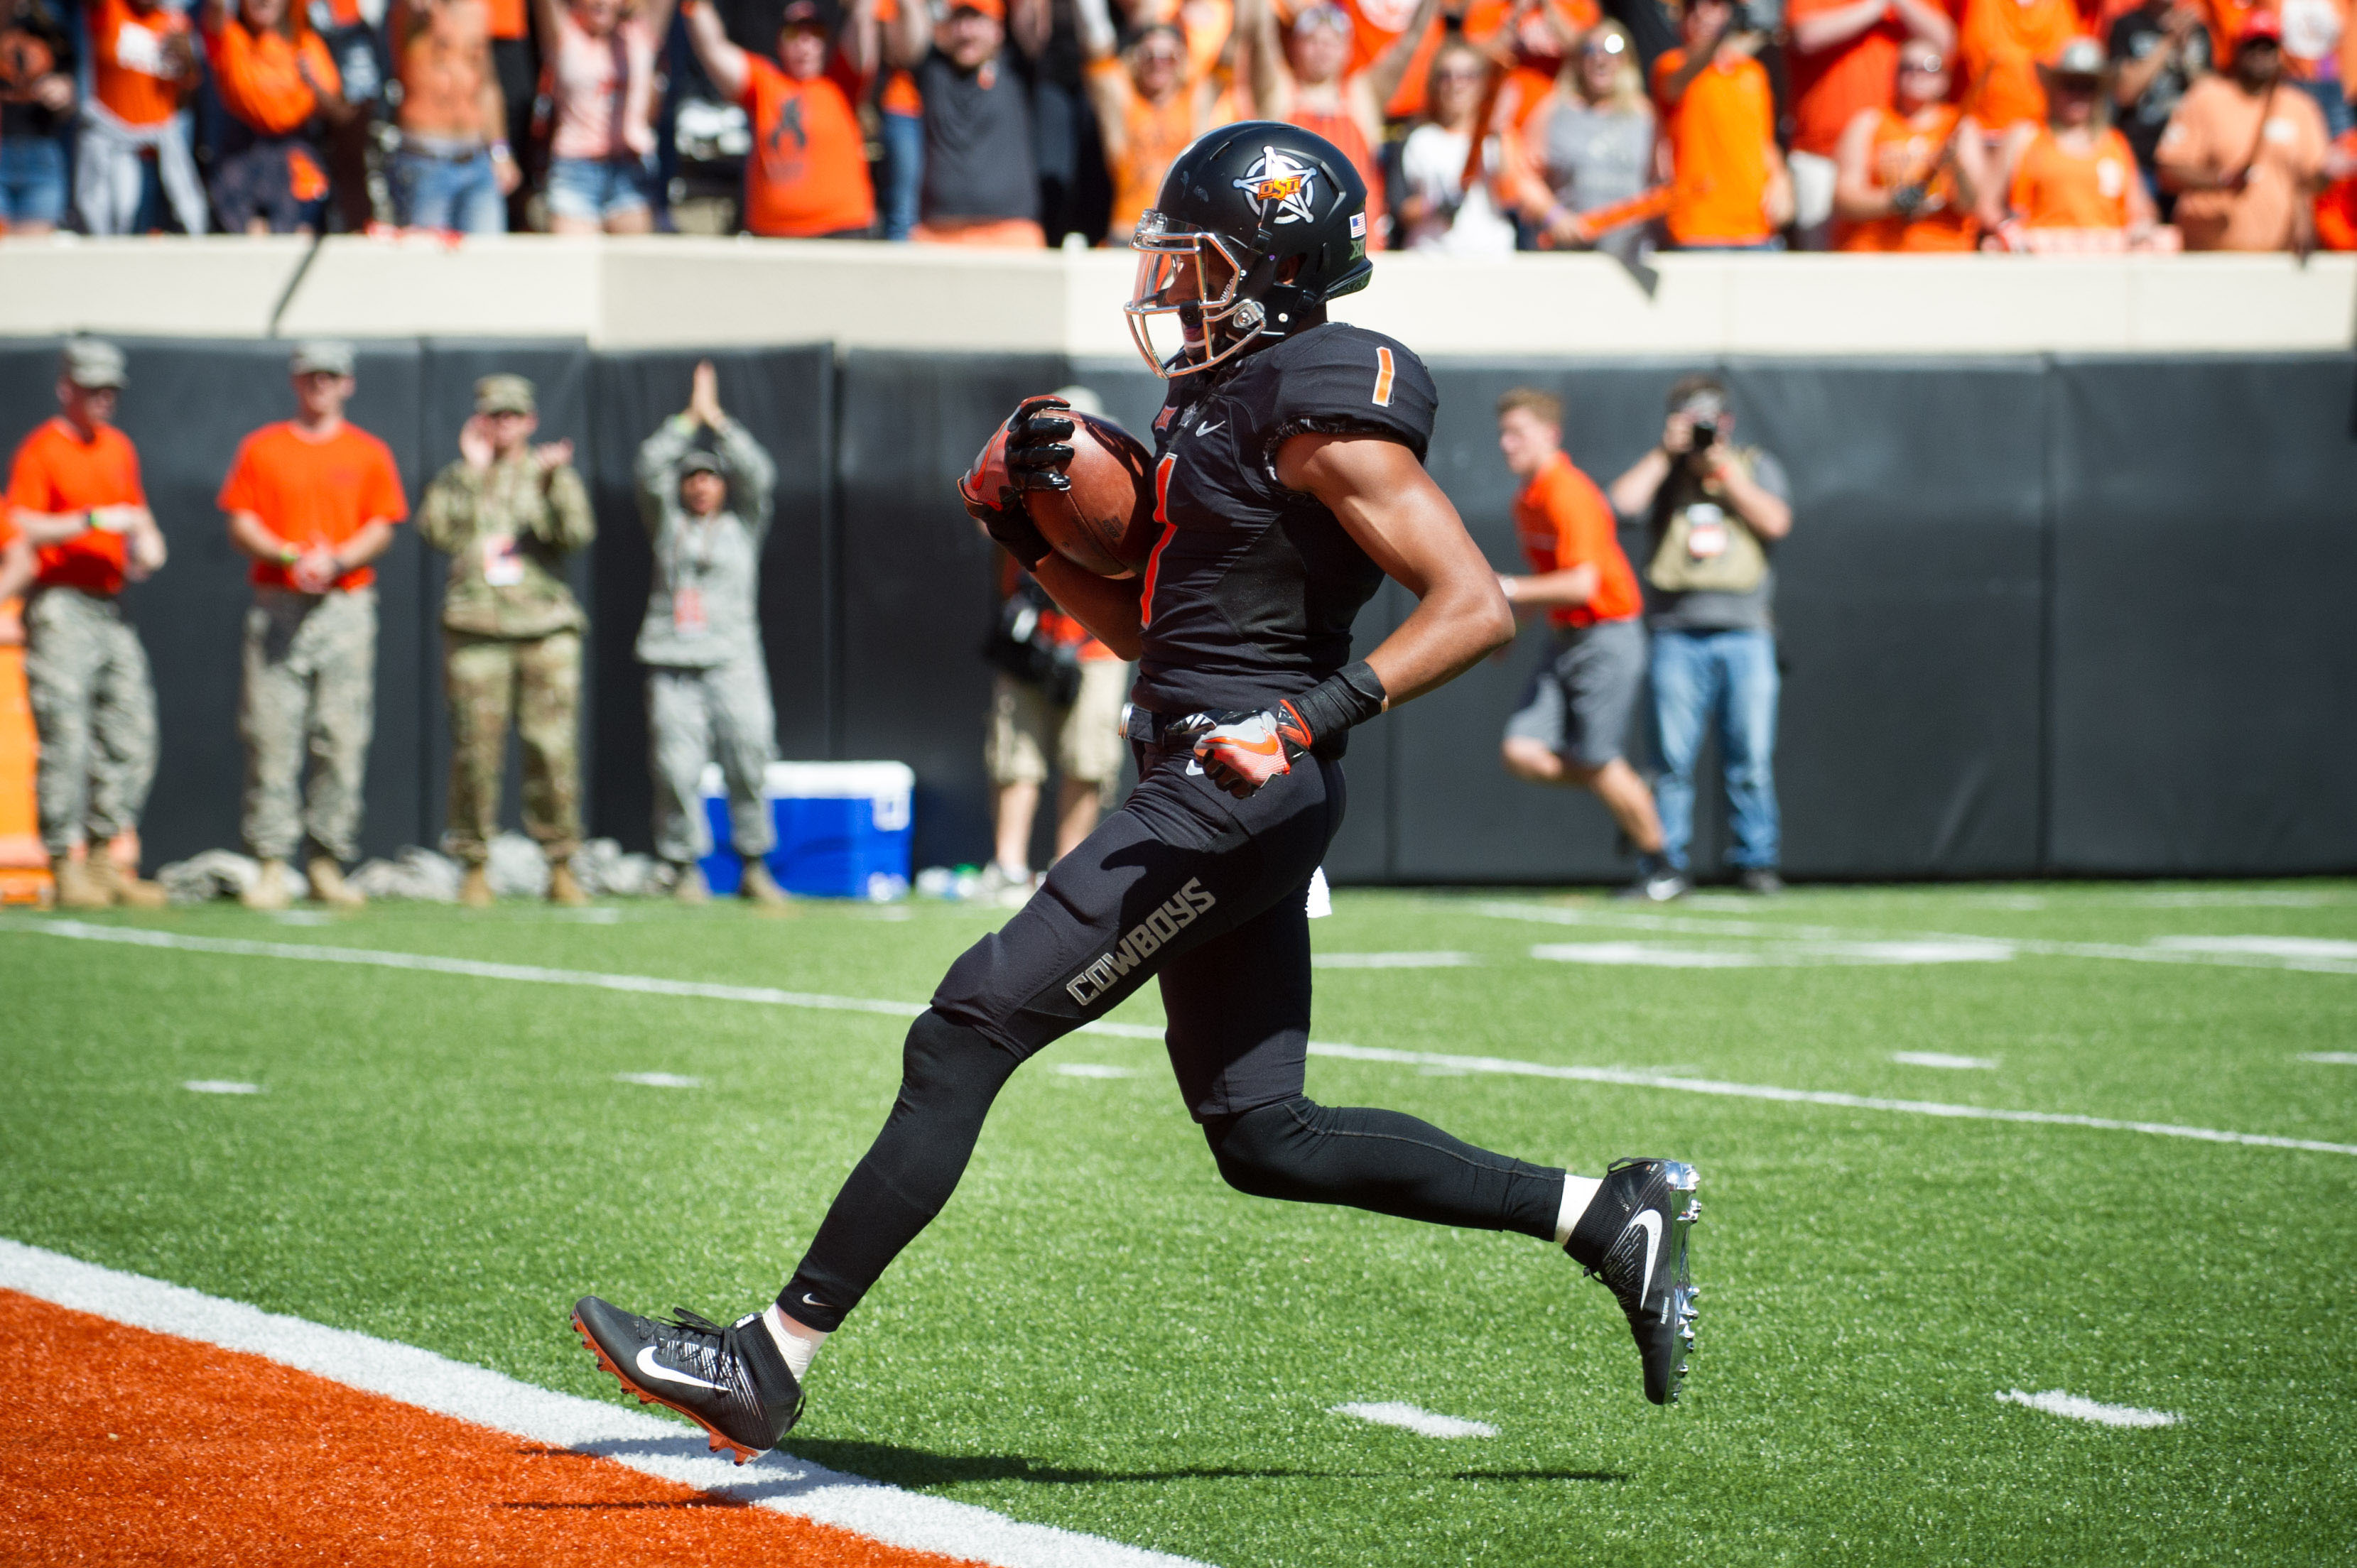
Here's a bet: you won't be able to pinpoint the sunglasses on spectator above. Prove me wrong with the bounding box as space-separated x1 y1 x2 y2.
1293 5 1352 36
1900 55 1946 72
1584 34 1626 57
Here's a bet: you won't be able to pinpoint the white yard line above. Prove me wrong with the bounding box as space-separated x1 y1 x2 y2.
1891 1053 1998 1070
0 1238 1206 1568
12 918 2354 1158
1328 1403 1497 1439
1995 1389 2179 1429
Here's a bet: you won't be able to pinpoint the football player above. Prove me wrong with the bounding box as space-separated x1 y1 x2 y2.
573 123 1701 1461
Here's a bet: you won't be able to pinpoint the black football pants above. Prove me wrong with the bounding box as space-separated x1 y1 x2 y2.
779 741 1565 1332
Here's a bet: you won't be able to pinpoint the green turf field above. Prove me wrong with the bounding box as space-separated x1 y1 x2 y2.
6 883 2355 1566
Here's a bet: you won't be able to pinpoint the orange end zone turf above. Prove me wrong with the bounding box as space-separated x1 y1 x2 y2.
0 1290 982 1568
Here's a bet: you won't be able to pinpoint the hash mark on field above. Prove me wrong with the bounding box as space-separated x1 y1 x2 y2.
2149 936 2357 962
614 1073 702 1089
2300 1052 2357 1065
1892 1052 1998 1070
1312 952 1478 969
1996 1389 2179 1429
1530 940 2010 968
1331 1402 1497 1439
272 910 335 927
183 1081 263 1095
1053 1065 1138 1079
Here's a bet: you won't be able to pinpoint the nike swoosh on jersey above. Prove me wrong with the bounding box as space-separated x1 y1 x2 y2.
1194 420 1225 437
636 1345 723 1393
1623 1209 1664 1305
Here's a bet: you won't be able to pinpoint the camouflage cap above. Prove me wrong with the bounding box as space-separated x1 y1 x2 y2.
62 337 127 389
290 339 357 378
475 374 537 415
678 448 727 478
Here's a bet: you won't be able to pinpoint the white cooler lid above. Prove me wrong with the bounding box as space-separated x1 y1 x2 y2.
700 761 916 800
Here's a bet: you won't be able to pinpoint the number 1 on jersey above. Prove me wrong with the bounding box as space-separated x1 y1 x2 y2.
1141 454 1178 628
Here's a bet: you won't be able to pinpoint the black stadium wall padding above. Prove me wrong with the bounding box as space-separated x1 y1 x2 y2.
5 337 2352 883
2046 354 2357 876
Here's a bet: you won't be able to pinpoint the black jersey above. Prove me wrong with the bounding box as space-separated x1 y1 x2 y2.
1131 320 1439 722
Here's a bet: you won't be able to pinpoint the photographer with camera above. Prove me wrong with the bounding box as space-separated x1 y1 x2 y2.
1608 374 1793 896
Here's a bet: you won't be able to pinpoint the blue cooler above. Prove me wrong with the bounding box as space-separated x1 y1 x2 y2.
699 761 915 900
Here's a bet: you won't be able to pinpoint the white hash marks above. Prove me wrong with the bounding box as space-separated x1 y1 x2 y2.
183 1081 262 1094
614 1072 701 1089
1892 1052 1999 1070
1996 1389 2179 1429
1330 1402 1498 1439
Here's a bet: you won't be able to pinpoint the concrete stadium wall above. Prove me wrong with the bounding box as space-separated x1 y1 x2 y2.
4 323 2351 881
2 236 2353 357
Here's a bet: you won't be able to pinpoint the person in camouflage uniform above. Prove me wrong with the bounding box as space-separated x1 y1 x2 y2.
418 374 597 908
634 359 786 905
2 339 169 910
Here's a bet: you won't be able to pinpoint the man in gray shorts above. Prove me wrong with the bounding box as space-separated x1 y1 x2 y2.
1493 388 1674 900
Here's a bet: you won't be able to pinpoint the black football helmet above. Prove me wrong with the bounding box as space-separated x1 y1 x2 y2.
1125 121 1374 379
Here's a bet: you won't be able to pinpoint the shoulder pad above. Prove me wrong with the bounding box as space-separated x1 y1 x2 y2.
1258 324 1438 464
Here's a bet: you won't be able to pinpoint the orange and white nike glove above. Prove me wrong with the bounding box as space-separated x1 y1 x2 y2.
1177 703 1313 798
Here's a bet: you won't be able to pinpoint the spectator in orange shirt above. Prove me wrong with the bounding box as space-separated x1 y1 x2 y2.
1653 0 1792 249
2158 10 2331 246
1494 388 1671 900
684 0 876 235
76 0 207 234
199 0 354 233
218 342 408 913
5 339 168 911
1238 0 1440 249
1993 36 2162 243
1784 0 1955 247
1958 0 2079 134
1076 0 1232 243
1833 38 1993 246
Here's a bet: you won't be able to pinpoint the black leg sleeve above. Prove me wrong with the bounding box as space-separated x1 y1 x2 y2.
1203 1096 1565 1243
779 1010 1022 1331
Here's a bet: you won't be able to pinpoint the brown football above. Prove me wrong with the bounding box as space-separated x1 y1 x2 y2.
1026 412 1158 578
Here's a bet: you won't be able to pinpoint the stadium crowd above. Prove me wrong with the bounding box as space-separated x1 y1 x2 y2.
0 0 2349 250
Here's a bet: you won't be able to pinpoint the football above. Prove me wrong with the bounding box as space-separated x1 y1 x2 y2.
1026 412 1158 578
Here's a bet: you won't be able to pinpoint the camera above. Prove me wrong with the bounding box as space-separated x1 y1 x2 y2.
1690 419 1721 449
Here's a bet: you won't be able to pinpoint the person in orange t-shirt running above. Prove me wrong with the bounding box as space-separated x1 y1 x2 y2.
1493 388 1669 898
1239 0 1441 249
1652 0 1793 247
1958 0 2079 134
199 0 352 233
1784 0 1954 246
1077 0 1233 242
1834 38 1993 247
685 0 874 235
5 339 169 910
217 342 408 913
1994 36 2161 241
76 0 207 234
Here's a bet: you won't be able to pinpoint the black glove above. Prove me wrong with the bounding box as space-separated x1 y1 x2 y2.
958 395 1077 569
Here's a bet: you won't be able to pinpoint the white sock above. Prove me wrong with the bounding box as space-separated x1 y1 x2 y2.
1554 1174 1604 1246
762 1303 828 1383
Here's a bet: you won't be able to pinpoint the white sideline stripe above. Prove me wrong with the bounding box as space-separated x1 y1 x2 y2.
1996 1389 2180 1429
13 918 2353 1158
1891 1052 1998 1070
0 1238 1208 1568
1329 1403 1497 1439
1311 952 1478 969
1299 1042 2357 1158
1473 901 2357 975
615 1072 702 1089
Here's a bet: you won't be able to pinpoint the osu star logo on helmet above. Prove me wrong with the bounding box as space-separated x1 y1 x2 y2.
1232 146 1320 225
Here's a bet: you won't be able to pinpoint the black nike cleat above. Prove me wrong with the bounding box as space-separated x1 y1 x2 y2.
572 1296 803 1463
1566 1158 1701 1405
